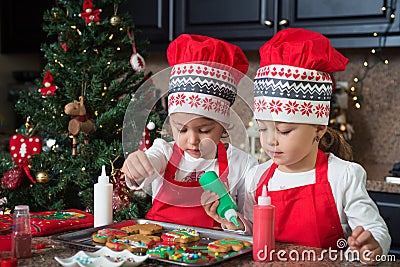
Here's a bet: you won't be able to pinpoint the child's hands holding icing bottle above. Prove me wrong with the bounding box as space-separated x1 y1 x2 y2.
122 150 154 185
201 190 245 230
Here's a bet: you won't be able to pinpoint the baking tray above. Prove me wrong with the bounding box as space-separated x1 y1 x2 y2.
52 218 253 266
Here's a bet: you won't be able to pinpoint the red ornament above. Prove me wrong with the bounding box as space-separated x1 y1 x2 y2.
1 166 25 190
39 71 58 98
60 42 68 52
130 53 145 72
127 27 145 72
9 134 43 184
79 0 102 25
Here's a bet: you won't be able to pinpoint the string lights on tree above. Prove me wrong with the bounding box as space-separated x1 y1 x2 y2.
350 1 397 108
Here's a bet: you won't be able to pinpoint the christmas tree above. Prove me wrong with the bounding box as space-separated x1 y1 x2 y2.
0 0 157 219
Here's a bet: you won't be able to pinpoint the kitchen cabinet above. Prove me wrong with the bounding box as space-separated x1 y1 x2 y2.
281 0 400 48
125 0 172 50
174 0 275 49
129 0 400 51
175 0 400 49
368 191 400 259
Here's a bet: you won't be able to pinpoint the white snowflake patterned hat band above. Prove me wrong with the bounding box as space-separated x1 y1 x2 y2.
168 62 237 125
254 64 332 125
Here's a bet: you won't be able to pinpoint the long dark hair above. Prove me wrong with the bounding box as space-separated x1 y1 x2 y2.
319 127 353 161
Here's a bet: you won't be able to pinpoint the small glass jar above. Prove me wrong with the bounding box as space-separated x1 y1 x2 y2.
11 205 32 258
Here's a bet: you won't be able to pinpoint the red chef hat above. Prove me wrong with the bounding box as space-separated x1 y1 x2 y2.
254 28 349 125
167 34 249 124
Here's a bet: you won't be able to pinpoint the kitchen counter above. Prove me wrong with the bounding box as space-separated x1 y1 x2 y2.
1 236 399 267
367 179 400 194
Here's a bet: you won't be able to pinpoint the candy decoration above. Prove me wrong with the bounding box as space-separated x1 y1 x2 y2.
9 134 43 183
1 166 25 190
35 171 50 183
79 0 102 26
127 27 145 72
39 71 58 98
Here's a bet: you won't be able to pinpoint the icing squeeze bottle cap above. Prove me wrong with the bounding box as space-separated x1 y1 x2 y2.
224 208 240 228
258 184 271 205
98 165 109 183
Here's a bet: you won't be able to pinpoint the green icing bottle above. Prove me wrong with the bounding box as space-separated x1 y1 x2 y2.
199 171 239 228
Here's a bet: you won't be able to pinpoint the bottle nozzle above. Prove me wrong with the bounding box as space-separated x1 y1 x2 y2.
258 184 271 205
224 208 239 228
262 184 267 197
98 165 109 183
101 165 106 177
230 216 240 229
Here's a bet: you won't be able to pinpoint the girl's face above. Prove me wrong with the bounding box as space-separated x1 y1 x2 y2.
257 120 326 172
169 113 225 159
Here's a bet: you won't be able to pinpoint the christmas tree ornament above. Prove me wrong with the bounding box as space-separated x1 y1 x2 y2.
1 167 25 190
146 121 155 130
39 71 58 98
79 0 102 26
110 16 121 26
43 138 57 152
110 4 121 26
58 32 69 52
9 134 43 184
24 116 34 134
64 96 96 156
36 171 50 183
127 27 145 72
110 164 130 213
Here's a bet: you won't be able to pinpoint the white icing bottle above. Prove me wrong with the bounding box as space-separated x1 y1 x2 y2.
94 165 113 227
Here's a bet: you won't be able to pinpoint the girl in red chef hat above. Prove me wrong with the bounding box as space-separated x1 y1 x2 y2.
205 28 391 264
122 34 258 229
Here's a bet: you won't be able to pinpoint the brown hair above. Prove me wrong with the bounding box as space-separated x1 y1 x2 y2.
319 127 353 161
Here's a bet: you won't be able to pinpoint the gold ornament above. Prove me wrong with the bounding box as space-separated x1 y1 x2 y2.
36 171 50 183
110 16 121 26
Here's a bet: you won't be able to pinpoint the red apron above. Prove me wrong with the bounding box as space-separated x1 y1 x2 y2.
146 142 229 228
255 150 344 248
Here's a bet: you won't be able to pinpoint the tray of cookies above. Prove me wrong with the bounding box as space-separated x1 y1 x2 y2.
52 218 252 266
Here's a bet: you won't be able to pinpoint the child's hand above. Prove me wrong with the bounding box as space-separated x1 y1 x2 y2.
347 225 383 265
200 191 244 230
121 151 154 185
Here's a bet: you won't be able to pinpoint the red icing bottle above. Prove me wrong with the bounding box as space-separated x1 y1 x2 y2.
252 185 275 262
12 205 32 259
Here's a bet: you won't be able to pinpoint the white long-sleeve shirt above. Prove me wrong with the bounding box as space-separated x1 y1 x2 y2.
126 138 258 213
244 153 391 255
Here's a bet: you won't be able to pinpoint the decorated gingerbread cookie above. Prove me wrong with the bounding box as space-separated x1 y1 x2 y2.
207 238 252 253
106 234 161 253
147 244 209 263
106 238 148 253
121 234 160 245
91 228 128 244
121 223 163 235
161 228 200 243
